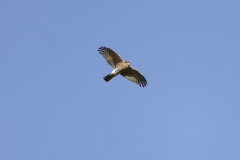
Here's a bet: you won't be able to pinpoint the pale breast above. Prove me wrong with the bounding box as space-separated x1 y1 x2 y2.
112 62 130 75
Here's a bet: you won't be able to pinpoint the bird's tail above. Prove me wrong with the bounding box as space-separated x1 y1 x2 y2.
104 74 114 82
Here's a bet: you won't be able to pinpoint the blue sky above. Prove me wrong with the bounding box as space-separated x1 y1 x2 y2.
1 0 240 159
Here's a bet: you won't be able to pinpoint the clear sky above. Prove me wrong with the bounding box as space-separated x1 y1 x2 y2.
1 0 240 160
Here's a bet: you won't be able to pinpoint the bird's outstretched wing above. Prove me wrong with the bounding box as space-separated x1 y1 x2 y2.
98 46 124 68
121 67 147 87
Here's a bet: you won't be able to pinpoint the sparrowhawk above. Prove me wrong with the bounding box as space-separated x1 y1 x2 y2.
98 46 147 87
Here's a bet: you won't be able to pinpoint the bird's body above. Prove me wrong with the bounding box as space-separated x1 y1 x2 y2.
104 61 130 82
98 46 147 87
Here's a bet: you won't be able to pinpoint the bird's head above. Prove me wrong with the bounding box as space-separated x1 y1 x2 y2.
125 61 131 66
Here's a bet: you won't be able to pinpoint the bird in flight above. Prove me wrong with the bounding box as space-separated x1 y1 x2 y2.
98 46 147 87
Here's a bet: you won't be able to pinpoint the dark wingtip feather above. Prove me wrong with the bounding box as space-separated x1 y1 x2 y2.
139 76 147 88
98 46 107 51
98 46 104 52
